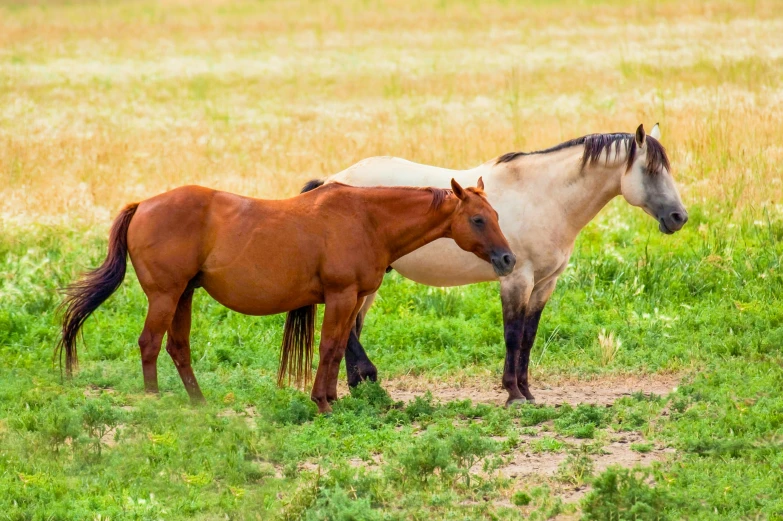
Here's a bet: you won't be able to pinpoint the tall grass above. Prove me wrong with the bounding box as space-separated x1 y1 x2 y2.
1 0 782 226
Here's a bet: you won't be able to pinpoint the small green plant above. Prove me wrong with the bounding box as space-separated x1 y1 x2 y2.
530 436 566 453
272 393 317 425
40 405 82 454
304 486 382 521
395 431 453 484
554 405 610 439
404 392 437 423
631 442 654 453
556 445 594 486
513 404 561 427
582 467 671 521
527 485 568 520
81 397 121 457
349 380 396 412
446 425 497 485
511 490 532 506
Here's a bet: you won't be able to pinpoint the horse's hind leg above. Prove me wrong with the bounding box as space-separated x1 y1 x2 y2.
345 293 379 387
138 292 179 395
165 287 205 404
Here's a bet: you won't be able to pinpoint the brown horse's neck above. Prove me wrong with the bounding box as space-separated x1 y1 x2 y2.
367 188 458 263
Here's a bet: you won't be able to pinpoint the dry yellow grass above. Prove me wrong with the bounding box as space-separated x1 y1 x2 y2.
1 0 782 227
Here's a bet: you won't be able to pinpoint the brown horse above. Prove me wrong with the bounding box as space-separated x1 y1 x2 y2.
58 179 515 413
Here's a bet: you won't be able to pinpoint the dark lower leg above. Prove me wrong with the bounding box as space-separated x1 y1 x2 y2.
502 311 526 404
345 315 377 387
517 309 543 402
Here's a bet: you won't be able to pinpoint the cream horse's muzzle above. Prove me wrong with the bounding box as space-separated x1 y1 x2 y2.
658 206 688 234
491 250 516 276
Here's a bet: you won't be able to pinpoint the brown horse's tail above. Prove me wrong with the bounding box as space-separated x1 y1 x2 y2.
277 305 316 389
274 178 323 389
57 203 139 377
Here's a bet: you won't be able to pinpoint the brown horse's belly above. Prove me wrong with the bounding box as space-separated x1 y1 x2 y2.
199 268 322 316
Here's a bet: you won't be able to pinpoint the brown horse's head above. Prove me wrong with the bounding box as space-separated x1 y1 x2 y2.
449 177 516 276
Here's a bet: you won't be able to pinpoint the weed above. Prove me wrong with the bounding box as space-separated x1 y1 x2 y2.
81 396 122 457
631 442 654 454
582 467 672 521
530 437 566 454
596 329 622 367
511 490 532 506
404 392 437 423
394 431 454 484
557 445 594 486
554 405 610 439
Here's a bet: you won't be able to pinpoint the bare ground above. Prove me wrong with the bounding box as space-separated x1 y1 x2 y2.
342 373 680 407
334 373 680 514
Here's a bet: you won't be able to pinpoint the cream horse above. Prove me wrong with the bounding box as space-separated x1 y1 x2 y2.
302 124 687 405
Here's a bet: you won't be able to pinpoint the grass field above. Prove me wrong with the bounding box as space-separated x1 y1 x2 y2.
2 0 783 519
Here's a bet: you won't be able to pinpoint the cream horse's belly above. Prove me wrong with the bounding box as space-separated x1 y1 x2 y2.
328 156 525 287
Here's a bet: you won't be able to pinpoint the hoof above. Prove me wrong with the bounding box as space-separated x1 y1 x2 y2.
506 397 533 407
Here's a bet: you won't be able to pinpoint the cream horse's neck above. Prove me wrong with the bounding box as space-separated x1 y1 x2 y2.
492 144 627 243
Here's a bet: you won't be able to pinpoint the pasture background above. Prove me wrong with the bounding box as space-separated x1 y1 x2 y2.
1 0 783 519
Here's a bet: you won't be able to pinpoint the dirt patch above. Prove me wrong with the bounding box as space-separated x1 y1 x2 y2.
362 374 679 407
348 453 384 471
499 430 673 479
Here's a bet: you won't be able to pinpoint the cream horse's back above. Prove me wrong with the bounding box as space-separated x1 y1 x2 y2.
319 124 688 405
335 156 568 287
337 157 499 286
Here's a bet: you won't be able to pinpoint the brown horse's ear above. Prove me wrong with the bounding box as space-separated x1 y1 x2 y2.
451 178 466 200
635 124 646 148
476 176 485 190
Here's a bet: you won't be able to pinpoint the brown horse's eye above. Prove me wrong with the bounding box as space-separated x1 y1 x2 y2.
471 216 485 227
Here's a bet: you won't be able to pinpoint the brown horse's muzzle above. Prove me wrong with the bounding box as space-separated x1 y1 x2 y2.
490 250 516 276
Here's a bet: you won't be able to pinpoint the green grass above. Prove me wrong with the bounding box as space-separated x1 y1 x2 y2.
2 201 783 519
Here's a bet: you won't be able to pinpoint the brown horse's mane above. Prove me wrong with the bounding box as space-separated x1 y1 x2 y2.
323 182 464 211
495 133 670 175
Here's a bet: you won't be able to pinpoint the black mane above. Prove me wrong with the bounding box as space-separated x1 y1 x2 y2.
496 133 670 175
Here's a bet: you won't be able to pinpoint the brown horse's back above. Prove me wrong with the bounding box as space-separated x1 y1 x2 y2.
127 185 384 316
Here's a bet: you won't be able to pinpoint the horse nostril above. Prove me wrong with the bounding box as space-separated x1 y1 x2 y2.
671 212 685 224
502 253 515 268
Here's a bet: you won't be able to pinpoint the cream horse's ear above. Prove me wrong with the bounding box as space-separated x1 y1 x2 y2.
650 122 661 141
635 124 646 148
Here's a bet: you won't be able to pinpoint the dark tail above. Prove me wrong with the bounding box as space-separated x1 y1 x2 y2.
57 203 139 377
274 179 323 389
277 305 316 389
301 179 325 193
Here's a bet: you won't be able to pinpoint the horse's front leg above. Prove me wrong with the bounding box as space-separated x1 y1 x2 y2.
311 289 360 414
500 272 533 406
516 279 557 402
345 293 379 387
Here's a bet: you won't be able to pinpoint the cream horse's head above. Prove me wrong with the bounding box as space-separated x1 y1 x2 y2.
620 124 688 234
